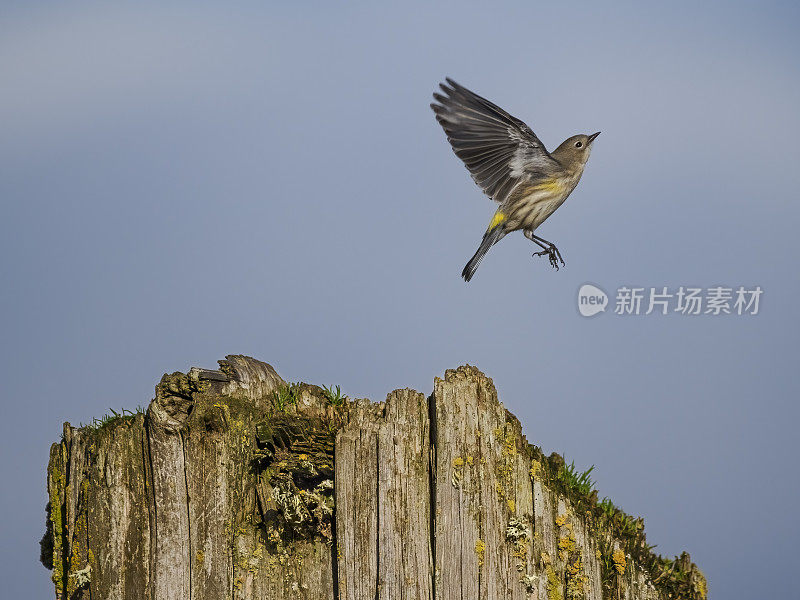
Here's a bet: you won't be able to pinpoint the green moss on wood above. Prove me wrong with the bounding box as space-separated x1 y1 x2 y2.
45 443 67 595
528 444 706 600
546 564 563 600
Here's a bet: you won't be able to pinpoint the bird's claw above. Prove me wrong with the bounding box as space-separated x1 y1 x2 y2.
533 246 565 270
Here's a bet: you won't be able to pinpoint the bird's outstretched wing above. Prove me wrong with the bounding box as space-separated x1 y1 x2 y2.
431 78 558 204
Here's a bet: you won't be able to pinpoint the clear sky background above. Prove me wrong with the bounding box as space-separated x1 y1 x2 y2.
2 2 799 597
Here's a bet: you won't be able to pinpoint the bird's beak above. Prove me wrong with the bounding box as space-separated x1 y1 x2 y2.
587 131 601 144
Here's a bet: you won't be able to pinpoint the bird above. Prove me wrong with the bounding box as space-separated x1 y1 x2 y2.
431 78 599 281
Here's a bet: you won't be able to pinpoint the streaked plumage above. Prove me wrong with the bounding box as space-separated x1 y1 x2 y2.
431 78 599 281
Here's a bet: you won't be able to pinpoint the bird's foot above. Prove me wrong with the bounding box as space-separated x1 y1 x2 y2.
533 246 565 270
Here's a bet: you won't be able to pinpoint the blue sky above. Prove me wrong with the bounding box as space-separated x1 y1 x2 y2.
2 2 799 597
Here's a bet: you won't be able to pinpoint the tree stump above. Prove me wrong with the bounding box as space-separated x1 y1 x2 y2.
41 355 707 600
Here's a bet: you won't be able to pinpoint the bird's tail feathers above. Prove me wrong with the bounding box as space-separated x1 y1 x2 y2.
462 226 505 282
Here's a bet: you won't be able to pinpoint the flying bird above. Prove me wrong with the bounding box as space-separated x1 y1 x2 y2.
431 78 599 281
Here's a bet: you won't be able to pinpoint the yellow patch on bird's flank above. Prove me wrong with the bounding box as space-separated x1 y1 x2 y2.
488 211 506 230
532 179 565 193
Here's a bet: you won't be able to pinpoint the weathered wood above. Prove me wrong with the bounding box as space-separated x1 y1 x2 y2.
377 389 434 600
433 365 532 600
85 414 151 600
189 367 230 382
335 400 380 600
42 355 707 600
335 389 434 600
185 401 233 599
147 404 191 599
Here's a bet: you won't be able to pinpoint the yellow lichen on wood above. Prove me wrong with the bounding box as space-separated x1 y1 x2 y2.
612 549 627 575
452 456 464 488
566 556 588 599
693 568 709 600
546 565 563 600
558 532 576 553
558 532 577 561
556 512 576 561
46 444 67 595
475 539 485 567
493 424 519 511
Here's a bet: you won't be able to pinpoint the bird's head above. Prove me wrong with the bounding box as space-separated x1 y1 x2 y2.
552 132 600 171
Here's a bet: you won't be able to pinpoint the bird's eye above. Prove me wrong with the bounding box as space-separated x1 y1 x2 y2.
575 141 583 148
